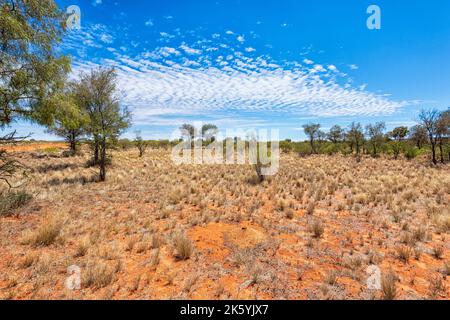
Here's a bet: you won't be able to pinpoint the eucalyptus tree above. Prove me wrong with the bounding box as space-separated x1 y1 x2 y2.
74 68 131 181
419 109 440 165
366 122 386 157
0 0 70 186
409 125 428 149
302 123 321 154
347 122 365 155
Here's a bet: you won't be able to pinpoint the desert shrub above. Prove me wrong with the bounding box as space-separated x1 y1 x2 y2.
305 200 316 215
117 139 134 150
22 220 62 247
404 146 419 160
82 263 115 288
173 233 193 260
442 262 450 276
279 140 294 152
436 215 450 234
396 245 413 263
324 270 338 285
322 143 343 156
432 245 444 260
294 142 313 156
428 275 446 298
86 156 112 168
381 272 398 300
309 219 324 238
412 226 428 242
0 191 32 216
43 147 60 154
74 238 90 257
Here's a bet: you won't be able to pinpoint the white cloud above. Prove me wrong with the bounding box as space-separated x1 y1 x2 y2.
100 33 113 44
66 27 407 125
92 0 102 6
327 65 337 71
180 44 202 55
145 19 154 27
349 64 359 70
312 64 326 72
237 35 245 43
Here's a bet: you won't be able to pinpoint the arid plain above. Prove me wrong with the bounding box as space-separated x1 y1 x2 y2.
0 143 449 300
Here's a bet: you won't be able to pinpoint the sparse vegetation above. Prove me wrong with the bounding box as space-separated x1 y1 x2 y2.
21 219 62 247
381 272 398 300
0 130 448 300
0 0 448 303
173 232 193 260
0 191 32 216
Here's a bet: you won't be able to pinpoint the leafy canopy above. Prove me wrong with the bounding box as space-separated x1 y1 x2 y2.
0 0 70 127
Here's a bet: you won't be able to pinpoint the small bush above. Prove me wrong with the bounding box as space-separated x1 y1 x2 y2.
306 200 316 215
396 245 412 263
22 219 62 247
0 191 32 216
404 146 419 160
173 233 193 260
432 245 444 260
82 263 115 289
309 219 324 239
428 275 446 298
442 261 450 276
324 270 338 285
381 272 398 300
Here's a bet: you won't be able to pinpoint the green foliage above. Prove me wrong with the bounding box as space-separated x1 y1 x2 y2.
328 125 345 144
389 141 404 159
293 141 313 155
117 139 134 150
46 91 89 154
73 68 132 181
366 122 386 156
409 125 428 149
280 140 294 152
180 124 195 141
302 123 321 154
135 131 147 157
322 143 341 155
347 122 365 155
404 145 420 160
0 0 70 127
201 124 218 142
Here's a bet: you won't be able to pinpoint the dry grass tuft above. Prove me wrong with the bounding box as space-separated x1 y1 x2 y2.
173 232 193 260
21 219 62 247
82 263 116 289
381 272 398 300
309 219 324 239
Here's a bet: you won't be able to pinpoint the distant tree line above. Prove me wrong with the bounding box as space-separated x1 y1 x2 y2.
296 109 449 164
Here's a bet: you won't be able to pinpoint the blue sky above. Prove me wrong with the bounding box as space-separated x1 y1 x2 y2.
12 0 450 140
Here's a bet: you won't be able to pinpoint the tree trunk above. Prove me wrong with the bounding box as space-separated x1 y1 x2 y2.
431 142 437 165
99 139 107 181
94 141 99 164
69 132 76 155
70 140 76 154
310 138 315 154
439 138 444 164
